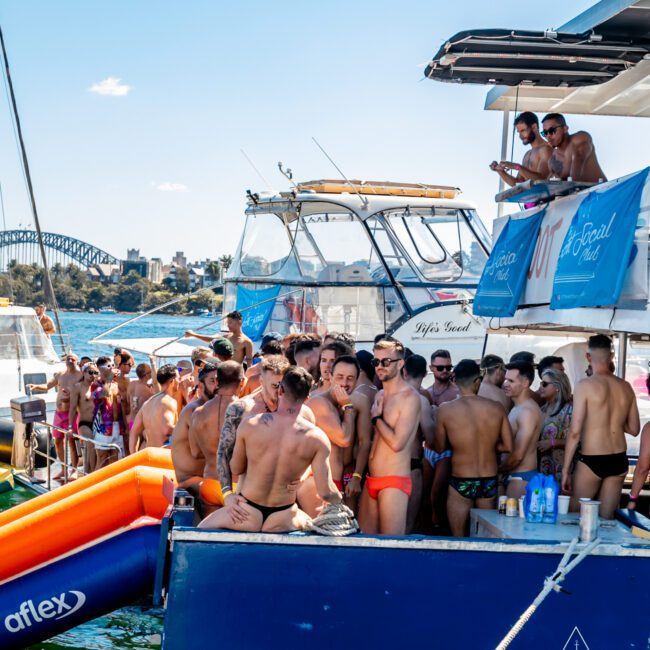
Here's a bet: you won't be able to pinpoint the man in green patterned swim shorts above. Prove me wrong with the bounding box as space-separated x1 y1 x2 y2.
434 360 513 536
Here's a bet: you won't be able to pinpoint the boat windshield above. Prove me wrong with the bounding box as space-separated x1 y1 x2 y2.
374 207 490 284
0 315 59 362
237 206 388 284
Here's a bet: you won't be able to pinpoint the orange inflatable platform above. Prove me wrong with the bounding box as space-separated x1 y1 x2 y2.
0 447 173 528
0 464 176 582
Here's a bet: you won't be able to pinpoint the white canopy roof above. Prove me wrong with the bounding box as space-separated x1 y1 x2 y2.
90 337 199 358
485 0 650 117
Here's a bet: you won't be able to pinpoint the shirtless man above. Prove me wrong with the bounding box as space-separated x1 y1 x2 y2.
184 311 252 366
402 354 435 533
199 367 341 533
491 111 551 186
216 356 315 524
315 340 353 394
126 363 154 429
171 361 219 495
189 361 244 513
478 354 512 412
68 362 99 474
28 352 82 479
294 338 322 377
427 349 459 406
92 357 123 468
435 360 513 536
35 304 55 337
129 364 180 453
299 355 369 516
426 349 458 528
115 351 135 454
500 361 544 498
358 338 421 535
562 334 640 518
541 113 607 183
241 336 283 397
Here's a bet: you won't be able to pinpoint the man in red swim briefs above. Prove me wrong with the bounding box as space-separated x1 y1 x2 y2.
358 337 421 535
28 353 83 479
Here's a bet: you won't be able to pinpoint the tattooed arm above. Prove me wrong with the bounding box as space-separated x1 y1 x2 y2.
217 401 246 491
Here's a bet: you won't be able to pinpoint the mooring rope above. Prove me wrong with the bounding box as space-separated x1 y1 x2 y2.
495 536 601 649
307 503 359 537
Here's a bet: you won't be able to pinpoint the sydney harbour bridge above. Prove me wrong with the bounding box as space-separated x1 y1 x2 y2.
0 230 118 270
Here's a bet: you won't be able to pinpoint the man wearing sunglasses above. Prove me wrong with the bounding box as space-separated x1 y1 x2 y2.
541 112 607 183
28 353 83 480
358 338 421 535
490 111 552 186
427 350 459 407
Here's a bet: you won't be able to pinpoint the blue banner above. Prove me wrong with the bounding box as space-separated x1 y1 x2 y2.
551 168 649 309
473 209 546 317
236 285 281 341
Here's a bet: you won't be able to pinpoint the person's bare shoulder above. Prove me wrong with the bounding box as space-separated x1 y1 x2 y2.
304 422 331 448
476 394 507 415
571 131 592 144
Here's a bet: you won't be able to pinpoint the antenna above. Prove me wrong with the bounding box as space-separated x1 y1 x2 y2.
277 162 297 188
311 137 369 209
240 149 275 193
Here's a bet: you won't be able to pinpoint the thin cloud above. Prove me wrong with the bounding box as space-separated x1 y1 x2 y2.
156 182 188 192
88 77 131 96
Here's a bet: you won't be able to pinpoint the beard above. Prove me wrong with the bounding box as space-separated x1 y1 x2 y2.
202 384 216 399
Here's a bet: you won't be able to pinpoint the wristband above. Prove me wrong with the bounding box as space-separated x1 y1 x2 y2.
221 487 233 498
341 403 354 411
352 472 363 480
371 415 382 425
628 494 638 501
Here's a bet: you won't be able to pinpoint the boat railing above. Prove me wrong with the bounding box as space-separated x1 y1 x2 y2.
28 421 123 491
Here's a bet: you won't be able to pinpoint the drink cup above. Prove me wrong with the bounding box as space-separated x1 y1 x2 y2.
518 496 525 519
579 500 600 542
558 495 570 515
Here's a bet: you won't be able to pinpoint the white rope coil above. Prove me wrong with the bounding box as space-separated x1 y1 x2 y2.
307 503 359 537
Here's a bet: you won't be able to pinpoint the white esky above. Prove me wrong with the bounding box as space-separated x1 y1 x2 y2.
0 1 647 263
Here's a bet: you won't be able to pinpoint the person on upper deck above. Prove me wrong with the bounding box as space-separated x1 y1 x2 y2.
540 113 607 183
490 111 552 186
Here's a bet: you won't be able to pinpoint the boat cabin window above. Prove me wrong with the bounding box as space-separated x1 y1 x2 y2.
379 208 489 284
293 211 388 283
240 213 295 277
0 315 58 362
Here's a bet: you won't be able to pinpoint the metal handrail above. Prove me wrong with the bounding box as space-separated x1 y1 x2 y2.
34 422 123 491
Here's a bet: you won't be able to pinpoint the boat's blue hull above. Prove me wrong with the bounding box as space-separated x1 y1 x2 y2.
162 531 650 650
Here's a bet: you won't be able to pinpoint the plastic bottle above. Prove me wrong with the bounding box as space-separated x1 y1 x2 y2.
525 474 544 523
542 474 559 524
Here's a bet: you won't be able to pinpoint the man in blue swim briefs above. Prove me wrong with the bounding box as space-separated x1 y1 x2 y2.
499 361 545 499
435 360 513 537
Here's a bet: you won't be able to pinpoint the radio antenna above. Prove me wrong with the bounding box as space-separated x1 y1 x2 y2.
240 149 275 193
277 162 297 188
311 137 368 209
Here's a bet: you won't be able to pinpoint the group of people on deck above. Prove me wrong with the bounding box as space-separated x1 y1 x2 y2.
172 327 645 537
489 111 607 185
31 308 647 537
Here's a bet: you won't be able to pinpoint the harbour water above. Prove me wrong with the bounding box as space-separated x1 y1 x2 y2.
10 310 213 649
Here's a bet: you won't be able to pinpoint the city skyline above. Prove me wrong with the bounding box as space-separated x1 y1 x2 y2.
0 1 649 261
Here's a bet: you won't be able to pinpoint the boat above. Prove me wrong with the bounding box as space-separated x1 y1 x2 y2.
2 2 650 649
98 307 116 314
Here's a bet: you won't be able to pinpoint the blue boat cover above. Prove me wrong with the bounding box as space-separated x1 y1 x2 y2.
235 285 281 341
551 168 650 309
473 209 546 317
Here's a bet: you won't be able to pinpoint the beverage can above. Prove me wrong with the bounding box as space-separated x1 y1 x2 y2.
498 495 507 514
518 496 525 519
579 499 600 542
506 498 518 517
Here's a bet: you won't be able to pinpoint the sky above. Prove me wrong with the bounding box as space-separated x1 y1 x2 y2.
0 0 648 265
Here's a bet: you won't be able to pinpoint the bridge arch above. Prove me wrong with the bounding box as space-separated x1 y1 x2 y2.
0 230 118 269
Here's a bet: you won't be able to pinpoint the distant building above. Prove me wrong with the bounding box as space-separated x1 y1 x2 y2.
148 257 163 284
189 266 205 289
87 263 120 285
172 251 187 268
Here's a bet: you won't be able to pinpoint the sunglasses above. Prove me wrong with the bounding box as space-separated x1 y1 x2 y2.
86 370 99 376
541 125 563 137
432 365 453 372
98 364 113 369
540 380 555 388
371 357 400 368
